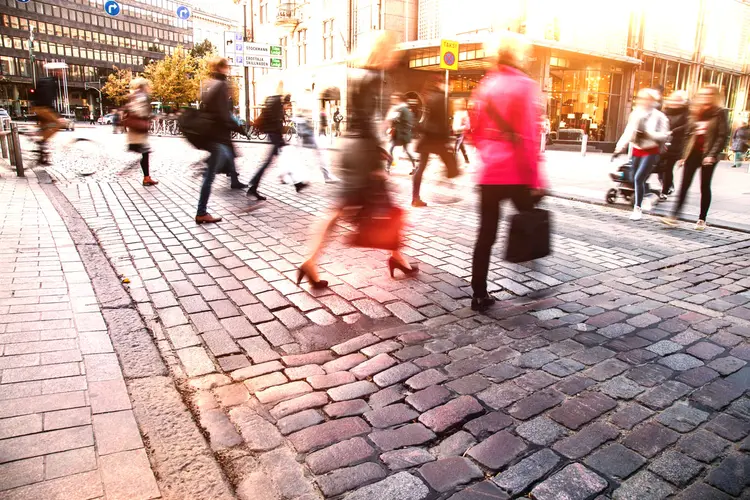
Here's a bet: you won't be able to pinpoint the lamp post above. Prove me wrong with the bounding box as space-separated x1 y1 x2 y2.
28 25 36 86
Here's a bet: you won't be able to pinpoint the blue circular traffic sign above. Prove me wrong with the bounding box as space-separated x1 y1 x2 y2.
176 5 191 20
104 0 121 16
17 0 30 3
443 52 455 66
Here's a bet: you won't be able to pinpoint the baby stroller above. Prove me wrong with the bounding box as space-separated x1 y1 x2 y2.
605 159 654 205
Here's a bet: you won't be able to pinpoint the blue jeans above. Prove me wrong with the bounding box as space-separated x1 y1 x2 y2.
631 154 658 208
197 143 233 216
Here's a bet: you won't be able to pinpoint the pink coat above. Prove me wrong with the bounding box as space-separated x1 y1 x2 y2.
469 66 543 188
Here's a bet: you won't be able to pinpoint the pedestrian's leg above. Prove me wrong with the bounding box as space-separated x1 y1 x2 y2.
404 146 416 170
632 156 649 208
197 146 222 217
249 134 280 196
412 144 430 204
438 142 459 178
734 151 743 168
661 157 675 197
671 157 699 217
698 163 716 221
300 208 344 282
471 185 501 299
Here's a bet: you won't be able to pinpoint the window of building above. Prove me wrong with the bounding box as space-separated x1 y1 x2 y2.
260 0 268 24
323 20 334 60
296 29 307 65
279 36 288 67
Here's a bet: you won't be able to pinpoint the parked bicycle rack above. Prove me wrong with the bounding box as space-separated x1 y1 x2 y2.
0 123 24 177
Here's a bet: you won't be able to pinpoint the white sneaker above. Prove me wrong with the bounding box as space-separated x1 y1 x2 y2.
641 197 653 212
629 207 642 221
695 220 707 231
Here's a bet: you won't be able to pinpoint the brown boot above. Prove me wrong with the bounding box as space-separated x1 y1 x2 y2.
143 176 159 186
195 214 222 224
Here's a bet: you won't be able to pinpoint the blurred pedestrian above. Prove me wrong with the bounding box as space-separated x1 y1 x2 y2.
663 85 729 231
453 99 471 167
412 77 459 207
613 88 669 220
731 119 749 168
247 82 287 200
195 57 243 224
386 93 416 173
124 77 158 186
31 67 62 165
658 91 690 200
333 107 343 136
297 31 418 289
468 32 544 312
285 89 338 186
319 107 329 137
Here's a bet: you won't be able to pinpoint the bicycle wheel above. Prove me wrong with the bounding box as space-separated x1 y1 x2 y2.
257 130 267 141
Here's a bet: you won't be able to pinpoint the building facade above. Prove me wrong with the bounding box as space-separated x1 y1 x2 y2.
0 0 193 119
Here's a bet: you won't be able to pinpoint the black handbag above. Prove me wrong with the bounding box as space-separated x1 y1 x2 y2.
505 208 552 263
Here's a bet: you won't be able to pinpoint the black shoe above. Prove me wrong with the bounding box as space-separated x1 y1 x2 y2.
296 265 328 289
231 181 248 189
471 295 496 312
388 257 419 279
294 182 309 193
247 187 267 201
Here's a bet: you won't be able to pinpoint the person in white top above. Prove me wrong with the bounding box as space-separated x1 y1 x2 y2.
614 88 670 221
453 100 471 167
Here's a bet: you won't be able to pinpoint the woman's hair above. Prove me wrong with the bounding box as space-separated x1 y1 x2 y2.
697 85 724 108
208 56 230 73
130 77 150 91
667 90 688 105
484 31 531 70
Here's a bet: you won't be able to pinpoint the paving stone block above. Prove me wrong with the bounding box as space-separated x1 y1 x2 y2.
364 403 419 428
477 382 528 410
373 362 422 388
269 392 330 420
305 437 375 474
707 356 746 375
549 392 617 430
308 371 356 390
658 353 704 371
244 371 288 393
493 448 560 495
691 378 746 410
686 341 725 360
99 449 160 500
516 416 569 446
704 413 750 441
625 364 673 387
705 454 750 496
238 337 281 364
419 457 483 493
463 411 514 440
284 364 325 381
445 374 492 395
598 376 645 400
380 447 435 471
229 405 283 451
230 360 284 382
328 381 379 402
636 380 691 410
322 353 367 374
324 399 372 418
585 442 647 481
369 386 407 409
647 450 703 486
92 410 142 456
419 395 484 433
555 375 596 396
351 354 398 380
406 385 453 412
197 408 243 451
405 369 448 390
622 422 679 457
508 388 565 420
256 380 312 405
612 471 675 500
277 409 325 435
317 462 387 497
466 430 527 470
369 423 436 451
674 483 732 500
288 416 370 453
344 471 429 500
553 422 620 459
531 464 607 500
448 480 510 500
429 430 477 459
43 446 97 480
656 402 709 432
542 358 586 377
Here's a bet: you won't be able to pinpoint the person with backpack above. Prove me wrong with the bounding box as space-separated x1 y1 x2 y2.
657 91 690 199
468 32 544 312
31 68 62 165
195 57 243 224
613 88 670 221
387 93 415 173
247 82 287 200
412 77 459 207
663 85 729 231
333 107 343 136
122 78 157 186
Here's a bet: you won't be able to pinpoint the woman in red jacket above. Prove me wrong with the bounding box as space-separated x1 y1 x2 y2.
469 32 544 312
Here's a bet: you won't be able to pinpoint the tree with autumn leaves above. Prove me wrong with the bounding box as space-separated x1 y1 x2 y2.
101 67 133 107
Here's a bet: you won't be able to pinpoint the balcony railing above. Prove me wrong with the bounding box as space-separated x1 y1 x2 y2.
276 2 299 27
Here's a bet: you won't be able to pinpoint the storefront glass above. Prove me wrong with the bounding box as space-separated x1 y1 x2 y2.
547 58 623 142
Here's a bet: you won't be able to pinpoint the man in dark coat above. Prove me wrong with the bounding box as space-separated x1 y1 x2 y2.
659 91 690 199
246 83 288 200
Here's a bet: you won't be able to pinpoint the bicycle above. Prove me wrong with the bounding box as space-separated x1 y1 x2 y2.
726 149 750 165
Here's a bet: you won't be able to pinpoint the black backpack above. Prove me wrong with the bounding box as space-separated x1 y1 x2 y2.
178 108 213 151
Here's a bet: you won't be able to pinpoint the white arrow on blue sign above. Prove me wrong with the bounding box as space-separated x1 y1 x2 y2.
16 0 31 3
104 0 121 16
176 5 191 20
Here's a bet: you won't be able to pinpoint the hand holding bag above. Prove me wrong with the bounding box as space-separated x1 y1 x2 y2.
348 179 404 251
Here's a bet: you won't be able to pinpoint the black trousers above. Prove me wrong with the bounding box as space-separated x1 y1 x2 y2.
471 185 534 298
250 132 284 189
658 154 678 195
128 143 150 177
672 152 717 221
413 138 457 201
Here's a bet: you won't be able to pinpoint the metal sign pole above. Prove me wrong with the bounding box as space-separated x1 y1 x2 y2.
444 69 449 131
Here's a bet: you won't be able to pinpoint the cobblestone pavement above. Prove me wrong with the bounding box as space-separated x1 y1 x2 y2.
13 130 750 499
0 173 160 498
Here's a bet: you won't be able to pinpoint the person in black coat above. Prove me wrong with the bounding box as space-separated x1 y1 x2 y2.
658 91 690 199
412 77 458 207
246 83 288 200
195 57 243 224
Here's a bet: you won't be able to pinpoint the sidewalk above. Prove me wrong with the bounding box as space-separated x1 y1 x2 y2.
0 173 160 499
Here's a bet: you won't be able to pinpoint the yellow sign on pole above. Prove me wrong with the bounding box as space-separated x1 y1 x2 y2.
440 39 459 71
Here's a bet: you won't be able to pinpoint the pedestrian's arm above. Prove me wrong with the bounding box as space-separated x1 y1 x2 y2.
646 114 670 143
615 115 635 154
706 109 729 162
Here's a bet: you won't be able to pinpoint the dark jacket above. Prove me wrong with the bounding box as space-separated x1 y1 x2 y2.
683 107 729 162
347 70 381 140
391 104 413 144
732 125 750 153
33 77 57 108
420 91 450 141
262 95 285 135
203 72 239 146
663 105 689 157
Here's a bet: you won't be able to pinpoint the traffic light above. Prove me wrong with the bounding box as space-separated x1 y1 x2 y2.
29 88 35 94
